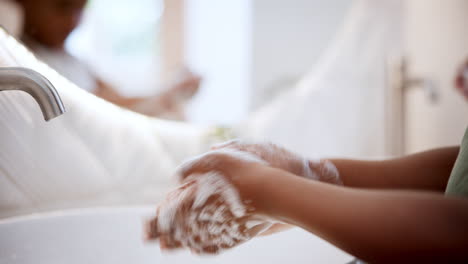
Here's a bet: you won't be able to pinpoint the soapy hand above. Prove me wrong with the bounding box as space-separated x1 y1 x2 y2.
211 140 342 185
145 149 276 254
145 141 342 254
211 140 342 235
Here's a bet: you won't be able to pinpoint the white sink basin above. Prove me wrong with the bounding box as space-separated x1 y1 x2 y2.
0 207 352 264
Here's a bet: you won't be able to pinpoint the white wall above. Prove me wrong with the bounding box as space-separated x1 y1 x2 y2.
250 0 351 108
184 0 351 124
67 0 164 97
404 0 468 153
184 0 252 125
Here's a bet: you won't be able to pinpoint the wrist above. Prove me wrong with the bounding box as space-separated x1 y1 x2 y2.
304 159 342 185
301 157 319 180
248 166 299 219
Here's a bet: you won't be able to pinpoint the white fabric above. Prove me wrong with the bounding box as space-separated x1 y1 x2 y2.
0 27 212 218
238 0 403 159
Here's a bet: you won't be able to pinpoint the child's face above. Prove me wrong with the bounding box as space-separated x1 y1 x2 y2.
20 0 87 49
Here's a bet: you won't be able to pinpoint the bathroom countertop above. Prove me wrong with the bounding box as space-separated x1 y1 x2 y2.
0 207 352 264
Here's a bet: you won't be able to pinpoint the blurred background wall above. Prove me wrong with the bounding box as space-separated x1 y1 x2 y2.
250 0 350 109
403 0 468 154
183 0 351 124
0 0 467 155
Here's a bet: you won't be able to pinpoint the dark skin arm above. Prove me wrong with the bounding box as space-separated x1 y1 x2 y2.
257 166 468 264
93 73 200 118
156 151 468 262
330 146 459 191
213 141 459 191
94 79 172 111
206 143 461 238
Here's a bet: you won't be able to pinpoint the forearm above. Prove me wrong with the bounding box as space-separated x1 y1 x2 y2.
258 167 468 263
94 83 172 115
94 80 144 107
326 147 459 191
103 94 143 108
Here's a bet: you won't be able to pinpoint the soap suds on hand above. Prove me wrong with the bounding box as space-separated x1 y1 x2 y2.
147 150 273 254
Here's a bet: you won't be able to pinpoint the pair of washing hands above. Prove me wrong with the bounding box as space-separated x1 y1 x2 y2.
145 140 341 254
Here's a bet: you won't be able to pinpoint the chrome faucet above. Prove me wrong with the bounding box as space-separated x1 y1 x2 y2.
0 67 65 121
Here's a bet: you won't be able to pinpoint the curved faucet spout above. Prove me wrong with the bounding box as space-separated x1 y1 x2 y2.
0 67 65 121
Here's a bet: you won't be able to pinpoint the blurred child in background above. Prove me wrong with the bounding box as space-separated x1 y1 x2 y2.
17 0 201 120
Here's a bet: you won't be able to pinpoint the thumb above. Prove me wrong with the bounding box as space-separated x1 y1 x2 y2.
145 216 160 241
